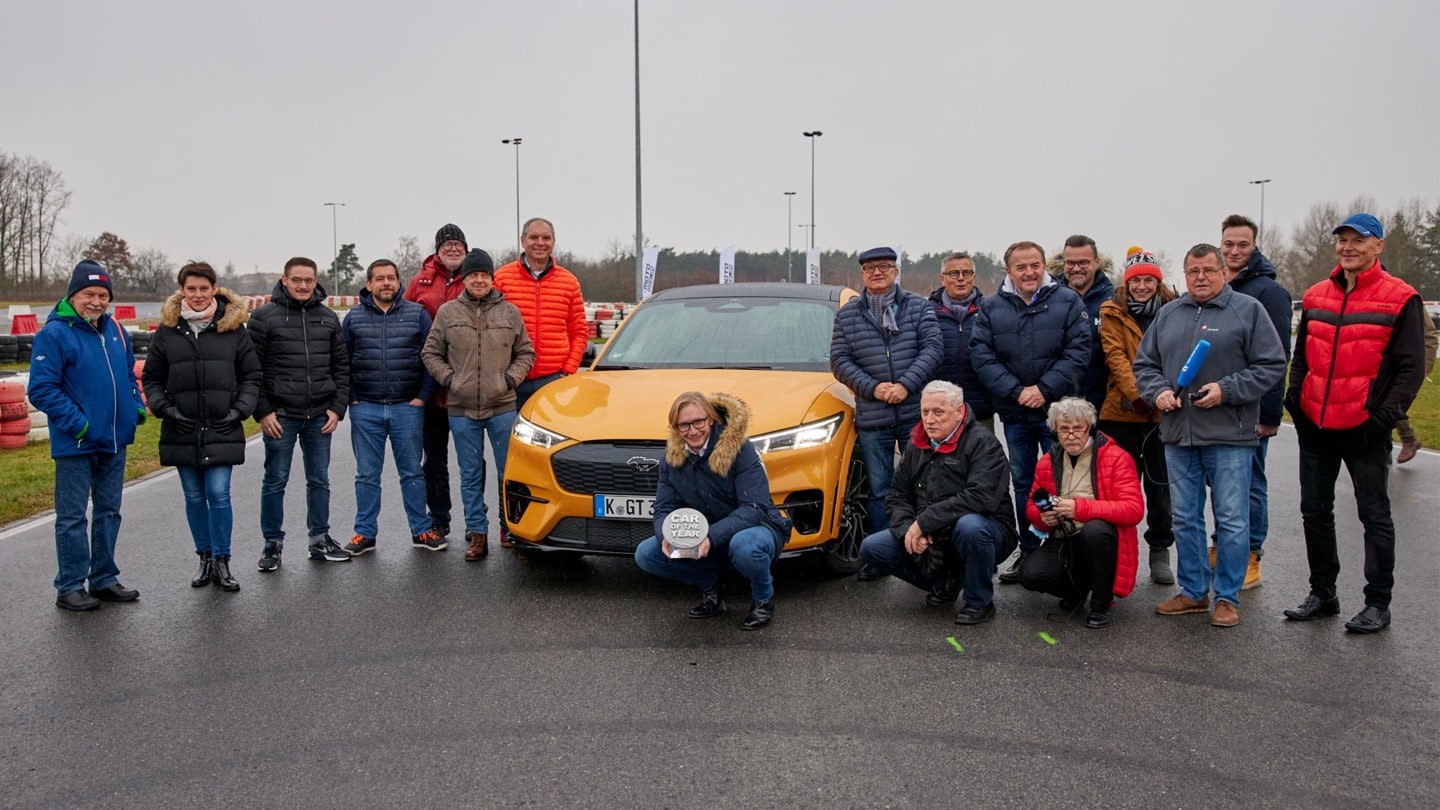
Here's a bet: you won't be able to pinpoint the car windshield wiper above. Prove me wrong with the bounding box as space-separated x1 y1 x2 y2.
593 363 644 371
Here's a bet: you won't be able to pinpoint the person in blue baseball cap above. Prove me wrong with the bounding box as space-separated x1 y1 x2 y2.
1283 212 1427 633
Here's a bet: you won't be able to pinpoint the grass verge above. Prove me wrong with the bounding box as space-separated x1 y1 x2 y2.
0 418 262 527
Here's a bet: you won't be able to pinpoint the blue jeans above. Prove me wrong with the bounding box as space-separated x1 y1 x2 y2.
1165 444 1252 606
1003 420 1053 551
859 513 1008 609
53 451 127 595
260 414 332 543
634 525 781 602
351 401 429 538
856 424 910 533
449 411 517 535
177 465 235 557
1248 437 1269 555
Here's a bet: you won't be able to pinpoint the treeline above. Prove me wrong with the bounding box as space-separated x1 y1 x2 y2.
5 143 1438 302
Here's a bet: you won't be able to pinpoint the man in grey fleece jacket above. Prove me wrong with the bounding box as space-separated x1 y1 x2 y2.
1132 244 1286 628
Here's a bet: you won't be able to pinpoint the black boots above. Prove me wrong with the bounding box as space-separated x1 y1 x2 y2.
687 587 724 618
193 551 239 591
211 556 240 592
192 552 214 588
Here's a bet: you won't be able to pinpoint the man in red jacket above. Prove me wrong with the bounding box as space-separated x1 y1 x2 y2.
403 223 469 538
492 217 589 412
1283 213 1426 634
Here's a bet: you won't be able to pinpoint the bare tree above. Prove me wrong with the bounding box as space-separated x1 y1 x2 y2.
131 248 174 294
47 232 92 284
391 235 423 280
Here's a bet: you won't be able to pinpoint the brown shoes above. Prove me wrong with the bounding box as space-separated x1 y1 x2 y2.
1397 440 1422 464
1156 593 1211 615
1211 601 1240 627
464 532 489 561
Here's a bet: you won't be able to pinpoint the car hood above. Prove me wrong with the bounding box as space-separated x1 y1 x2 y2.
522 369 852 441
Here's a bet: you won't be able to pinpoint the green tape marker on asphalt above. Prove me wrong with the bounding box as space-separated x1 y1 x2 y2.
1037 631 1058 645
946 636 963 652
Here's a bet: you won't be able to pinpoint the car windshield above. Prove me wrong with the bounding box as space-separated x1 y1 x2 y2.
595 295 836 372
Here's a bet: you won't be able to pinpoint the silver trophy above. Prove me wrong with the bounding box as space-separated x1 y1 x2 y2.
663 508 709 559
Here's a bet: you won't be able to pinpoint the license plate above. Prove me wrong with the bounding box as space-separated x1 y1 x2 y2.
594 494 654 519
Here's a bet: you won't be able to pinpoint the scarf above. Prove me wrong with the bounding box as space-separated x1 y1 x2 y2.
1128 294 1160 321
180 298 218 332
867 287 899 336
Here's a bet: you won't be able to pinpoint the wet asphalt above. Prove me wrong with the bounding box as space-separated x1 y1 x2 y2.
0 423 1436 808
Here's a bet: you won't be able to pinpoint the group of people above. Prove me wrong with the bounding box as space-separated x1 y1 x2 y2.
27 212 1430 637
31 219 587 610
819 213 1428 633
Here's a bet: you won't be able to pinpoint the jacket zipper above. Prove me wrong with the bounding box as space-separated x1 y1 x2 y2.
97 319 120 453
1316 282 1351 427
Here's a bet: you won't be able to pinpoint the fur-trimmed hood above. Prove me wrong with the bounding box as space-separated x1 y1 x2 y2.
160 287 248 332
665 392 751 475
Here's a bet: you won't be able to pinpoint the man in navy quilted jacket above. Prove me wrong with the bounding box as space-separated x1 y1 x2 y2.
969 240 1090 583
830 246 944 581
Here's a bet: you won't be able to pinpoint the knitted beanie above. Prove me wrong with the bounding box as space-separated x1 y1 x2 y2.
1123 246 1164 284
435 223 468 252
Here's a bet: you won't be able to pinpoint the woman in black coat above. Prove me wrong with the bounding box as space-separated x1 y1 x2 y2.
141 262 261 591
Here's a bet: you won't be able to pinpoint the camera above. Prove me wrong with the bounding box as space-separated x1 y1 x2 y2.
1032 488 1054 513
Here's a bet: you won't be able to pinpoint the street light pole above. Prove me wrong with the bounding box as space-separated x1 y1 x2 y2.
1249 178 1272 247
323 201 345 294
633 0 644 302
803 131 822 250
784 191 796 282
502 138 523 252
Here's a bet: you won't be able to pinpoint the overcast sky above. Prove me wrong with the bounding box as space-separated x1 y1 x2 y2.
4 0 1437 283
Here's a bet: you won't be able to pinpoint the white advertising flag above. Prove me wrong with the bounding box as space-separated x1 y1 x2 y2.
719 245 736 284
806 249 820 284
895 244 903 283
641 246 660 300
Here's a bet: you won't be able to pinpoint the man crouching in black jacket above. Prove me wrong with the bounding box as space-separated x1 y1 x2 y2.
858 380 1018 625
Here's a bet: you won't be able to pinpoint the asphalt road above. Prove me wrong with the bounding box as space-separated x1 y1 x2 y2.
1 423 1436 809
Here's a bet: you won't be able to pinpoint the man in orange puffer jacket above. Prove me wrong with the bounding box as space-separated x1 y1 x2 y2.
492 217 589 412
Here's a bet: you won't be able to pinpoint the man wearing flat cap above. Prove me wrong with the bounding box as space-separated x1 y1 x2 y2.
1283 213 1426 634
830 246 943 580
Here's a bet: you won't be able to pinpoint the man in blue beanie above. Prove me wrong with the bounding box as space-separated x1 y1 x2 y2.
28 260 147 611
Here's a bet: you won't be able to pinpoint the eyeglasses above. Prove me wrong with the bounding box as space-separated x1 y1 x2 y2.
1054 425 1090 437
675 418 710 434
1184 267 1224 278
1063 260 1094 270
940 269 976 279
861 264 897 275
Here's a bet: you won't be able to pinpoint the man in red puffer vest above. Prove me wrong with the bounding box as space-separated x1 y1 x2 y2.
492 217 588 413
1283 212 1427 634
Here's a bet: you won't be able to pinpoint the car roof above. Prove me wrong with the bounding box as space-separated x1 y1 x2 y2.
646 282 850 304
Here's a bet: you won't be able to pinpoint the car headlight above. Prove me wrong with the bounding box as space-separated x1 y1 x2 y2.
749 414 842 454
512 414 571 449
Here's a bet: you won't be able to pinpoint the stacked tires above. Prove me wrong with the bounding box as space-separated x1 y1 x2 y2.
0 379 29 450
129 328 151 359
0 335 18 363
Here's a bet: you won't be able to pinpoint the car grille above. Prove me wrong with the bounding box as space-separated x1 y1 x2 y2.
551 440 666 495
550 516 653 553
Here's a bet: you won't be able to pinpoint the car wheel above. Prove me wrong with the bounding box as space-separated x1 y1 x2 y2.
818 450 867 576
